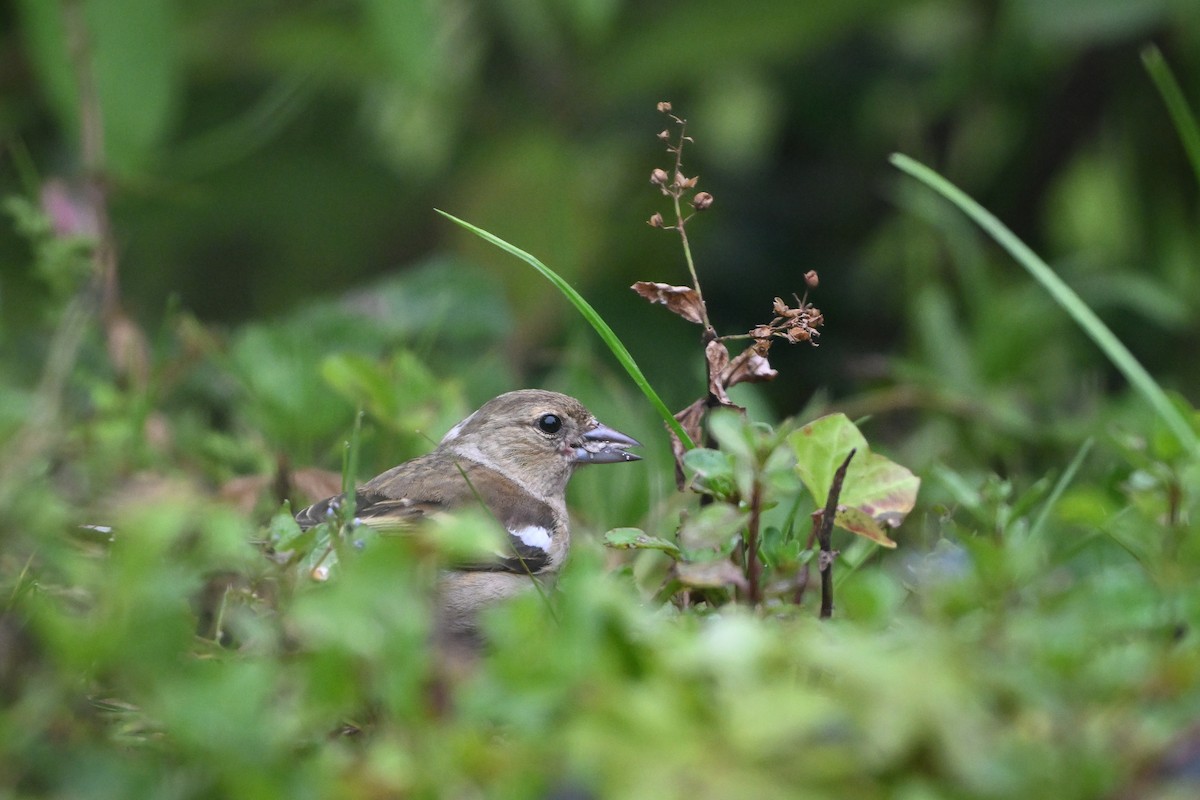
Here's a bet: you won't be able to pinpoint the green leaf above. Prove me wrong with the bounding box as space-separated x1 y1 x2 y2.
791 413 920 546
87 0 179 175
678 505 749 551
682 447 737 499
266 501 308 554
707 408 754 463
422 509 510 567
321 353 397 424
790 413 870 505
603 528 682 559
16 0 179 176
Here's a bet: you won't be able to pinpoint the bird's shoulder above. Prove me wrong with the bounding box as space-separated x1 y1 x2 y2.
358 453 560 524
295 451 564 574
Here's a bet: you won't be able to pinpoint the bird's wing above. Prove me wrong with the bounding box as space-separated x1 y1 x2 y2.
295 455 559 574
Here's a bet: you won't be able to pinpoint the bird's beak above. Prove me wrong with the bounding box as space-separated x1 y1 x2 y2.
574 422 642 464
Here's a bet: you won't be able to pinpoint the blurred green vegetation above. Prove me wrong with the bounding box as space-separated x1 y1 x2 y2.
3 1 1200 798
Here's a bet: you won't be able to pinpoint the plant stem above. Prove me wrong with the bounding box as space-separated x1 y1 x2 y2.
668 119 713 333
817 449 856 619
745 477 764 605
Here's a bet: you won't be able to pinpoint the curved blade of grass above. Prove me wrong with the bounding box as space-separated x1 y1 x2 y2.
435 209 693 449
1142 45 1200 187
890 153 1199 456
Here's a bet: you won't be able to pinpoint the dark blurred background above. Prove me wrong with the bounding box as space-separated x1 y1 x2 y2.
2 0 1199 472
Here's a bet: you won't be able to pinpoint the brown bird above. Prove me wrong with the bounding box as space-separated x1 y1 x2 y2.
295 390 641 642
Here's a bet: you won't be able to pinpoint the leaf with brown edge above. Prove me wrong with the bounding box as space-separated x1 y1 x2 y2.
631 281 704 325
831 505 898 548
791 413 920 546
838 450 920 531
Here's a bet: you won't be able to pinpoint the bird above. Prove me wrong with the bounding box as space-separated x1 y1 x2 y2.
294 389 641 643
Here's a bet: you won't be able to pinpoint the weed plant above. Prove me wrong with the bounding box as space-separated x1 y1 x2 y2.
2 68 1200 800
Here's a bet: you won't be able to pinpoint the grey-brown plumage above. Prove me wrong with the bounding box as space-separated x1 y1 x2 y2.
295 390 640 640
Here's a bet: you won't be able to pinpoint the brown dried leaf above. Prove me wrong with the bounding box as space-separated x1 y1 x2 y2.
705 339 731 404
219 474 273 515
670 398 708 490
785 326 812 344
219 467 343 515
722 345 778 389
291 467 345 504
631 281 705 325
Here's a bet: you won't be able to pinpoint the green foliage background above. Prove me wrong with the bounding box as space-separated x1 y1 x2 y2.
2 1 1200 798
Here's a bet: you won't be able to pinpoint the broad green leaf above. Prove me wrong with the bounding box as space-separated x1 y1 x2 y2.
87 0 178 175
682 447 737 499
17 0 179 176
321 353 397 424
791 413 919 546
790 413 870 504
708 408 754 463
678 505 749 551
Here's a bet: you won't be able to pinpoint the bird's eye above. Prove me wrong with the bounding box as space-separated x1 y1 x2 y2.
537 413 563 434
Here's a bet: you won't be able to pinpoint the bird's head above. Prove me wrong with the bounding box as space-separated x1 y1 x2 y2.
438 390 641 500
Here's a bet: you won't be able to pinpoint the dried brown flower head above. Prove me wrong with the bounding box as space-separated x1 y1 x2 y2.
753 296 823 347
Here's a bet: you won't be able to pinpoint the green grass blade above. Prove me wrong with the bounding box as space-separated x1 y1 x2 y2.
1142 45 1200 187
890 153 1199 456
1030 437 1093 539
435 209 694 449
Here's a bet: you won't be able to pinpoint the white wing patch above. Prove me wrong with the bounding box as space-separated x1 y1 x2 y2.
509 524 552 551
